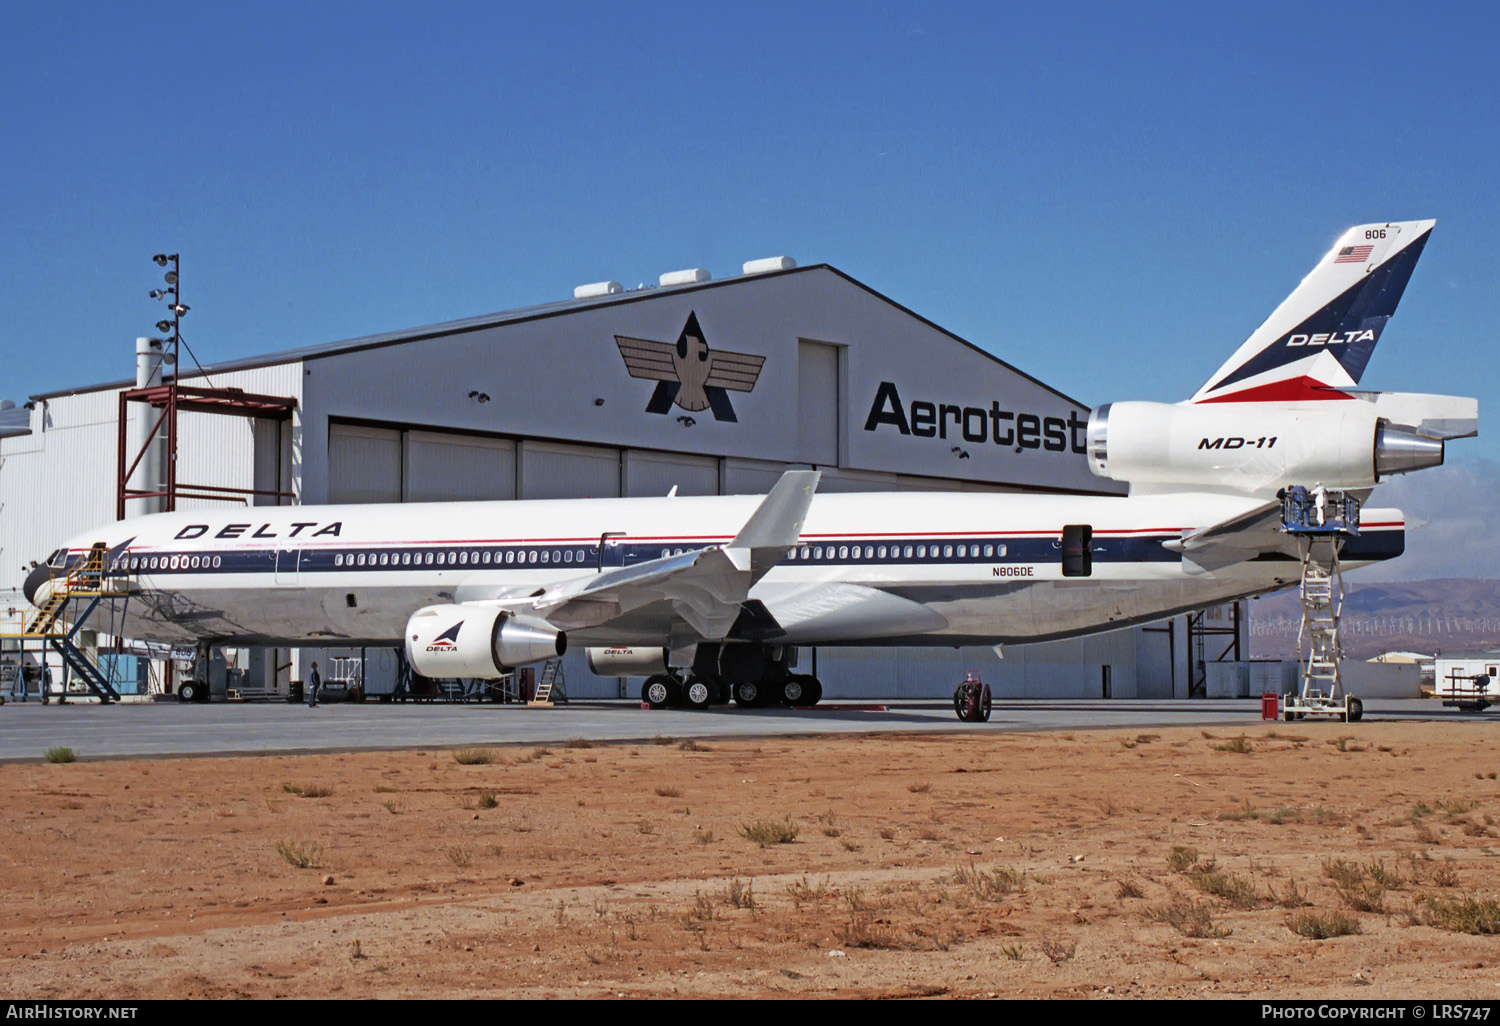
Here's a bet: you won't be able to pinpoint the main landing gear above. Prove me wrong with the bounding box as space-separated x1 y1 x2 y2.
640 666 823 710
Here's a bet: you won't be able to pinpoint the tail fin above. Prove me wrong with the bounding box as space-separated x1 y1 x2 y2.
1190 220 1435 404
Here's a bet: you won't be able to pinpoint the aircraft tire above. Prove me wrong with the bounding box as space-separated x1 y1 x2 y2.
779 675 807 706
642 675 677 710
177 680 200 704
733 681 768 708
801 677 823 707
682 676 713 710
709 677 732 705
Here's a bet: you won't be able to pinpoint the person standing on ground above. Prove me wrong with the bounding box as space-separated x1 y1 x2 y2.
307 660 322 708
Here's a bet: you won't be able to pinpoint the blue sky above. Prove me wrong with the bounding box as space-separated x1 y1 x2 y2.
2 0 1495 480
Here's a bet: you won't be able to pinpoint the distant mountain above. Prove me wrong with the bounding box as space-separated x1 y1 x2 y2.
1248 579 1500 660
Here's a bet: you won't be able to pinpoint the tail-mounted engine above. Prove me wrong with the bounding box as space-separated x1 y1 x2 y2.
405 604 565 679
1086 400 1448 494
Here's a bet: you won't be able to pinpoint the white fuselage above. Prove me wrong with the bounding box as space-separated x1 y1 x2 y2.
37 489 1404 649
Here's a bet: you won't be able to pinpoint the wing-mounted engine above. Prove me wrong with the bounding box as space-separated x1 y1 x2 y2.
585 646 670 676
405 604 565 679
1086 396 1468 496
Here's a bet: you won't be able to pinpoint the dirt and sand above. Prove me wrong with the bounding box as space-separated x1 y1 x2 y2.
3 721 1499 999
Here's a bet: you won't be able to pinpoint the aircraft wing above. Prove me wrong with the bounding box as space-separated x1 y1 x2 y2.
460 470 821 639
1162 499 1293 572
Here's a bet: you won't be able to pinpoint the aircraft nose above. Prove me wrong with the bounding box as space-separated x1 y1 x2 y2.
23 563 51 606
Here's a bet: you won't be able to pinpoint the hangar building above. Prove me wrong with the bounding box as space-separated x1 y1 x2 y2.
0 259 1242 700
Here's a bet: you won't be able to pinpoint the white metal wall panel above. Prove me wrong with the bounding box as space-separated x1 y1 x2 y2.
815 468 900 493
519 440 619 499
623 450 718 498
403 431 516 502
327 424 401 504
723 457 795 496
172 410 258 513
797 340 840 465
813 628 1139 700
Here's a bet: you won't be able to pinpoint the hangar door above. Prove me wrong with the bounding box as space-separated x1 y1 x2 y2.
404 431 516 501
327 423 517 503
328 424 402 504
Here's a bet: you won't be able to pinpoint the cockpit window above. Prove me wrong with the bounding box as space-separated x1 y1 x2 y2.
47 549 66 568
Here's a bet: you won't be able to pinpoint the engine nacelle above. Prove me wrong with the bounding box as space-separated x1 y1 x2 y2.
1086 401 1443 494
585 646 670 677
405 604 565 679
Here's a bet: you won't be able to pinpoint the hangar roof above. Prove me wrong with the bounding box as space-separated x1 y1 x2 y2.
33 264 1087 409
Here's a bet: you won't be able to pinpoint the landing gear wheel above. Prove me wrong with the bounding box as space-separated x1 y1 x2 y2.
1347 697 1363 723
1283 706 1295 722
177 680 200 704
642 675 678 710
780 674 822 707
682 675 713 710
710 677 732 705
733 681 769 708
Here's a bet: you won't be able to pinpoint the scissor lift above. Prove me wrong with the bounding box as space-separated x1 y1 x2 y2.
1279 486 1364 723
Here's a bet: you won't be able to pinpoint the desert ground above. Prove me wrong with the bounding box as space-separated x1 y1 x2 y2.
3 721 1499 999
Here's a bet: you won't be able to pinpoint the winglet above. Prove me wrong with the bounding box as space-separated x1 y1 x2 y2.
725 470 821 577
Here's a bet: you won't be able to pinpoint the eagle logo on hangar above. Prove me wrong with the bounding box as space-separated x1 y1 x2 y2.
615 311 766 422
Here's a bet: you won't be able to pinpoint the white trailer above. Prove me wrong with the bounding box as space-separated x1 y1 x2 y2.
1433 652 1500 712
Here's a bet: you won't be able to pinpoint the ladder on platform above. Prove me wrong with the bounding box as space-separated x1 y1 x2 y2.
3 544 130 704
528 658 567 707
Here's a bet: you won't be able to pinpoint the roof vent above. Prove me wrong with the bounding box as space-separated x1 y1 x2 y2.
659 268 711 287
574 281 623 300
742 256 796 275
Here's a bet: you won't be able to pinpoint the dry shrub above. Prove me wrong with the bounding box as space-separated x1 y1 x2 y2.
953 862 1026 901
1189 869 1260 909
452 748 494 765
275 840 322 869
1421 894 1500 934
1147 900 1230 938
740 819 798 847
1287 911 1361 939
723 878 756 910
1040 935 1077 963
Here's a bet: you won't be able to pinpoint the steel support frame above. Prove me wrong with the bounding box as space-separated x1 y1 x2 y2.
116 384 297 520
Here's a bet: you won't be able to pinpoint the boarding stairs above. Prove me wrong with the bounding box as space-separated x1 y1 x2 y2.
1279 487 1363 723
528 658 568 707
2 544 130 704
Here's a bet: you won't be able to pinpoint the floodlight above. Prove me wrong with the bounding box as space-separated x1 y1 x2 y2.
163 271 177 285
153 254 169 266
156 320 173 332
172 304 188 316
149 289 164 299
